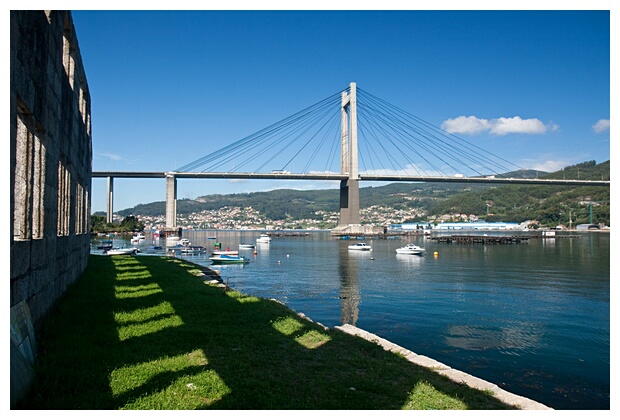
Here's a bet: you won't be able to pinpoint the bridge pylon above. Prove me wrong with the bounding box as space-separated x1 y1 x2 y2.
334 82 378 236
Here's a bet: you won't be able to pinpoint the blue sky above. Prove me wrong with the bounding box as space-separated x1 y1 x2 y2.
67 4 612 212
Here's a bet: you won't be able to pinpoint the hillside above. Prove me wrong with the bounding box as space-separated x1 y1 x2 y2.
103 161 610 227
110 182 488 221
430 160 610 226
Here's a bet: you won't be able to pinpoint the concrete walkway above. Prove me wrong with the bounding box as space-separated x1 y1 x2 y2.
335 324 552 410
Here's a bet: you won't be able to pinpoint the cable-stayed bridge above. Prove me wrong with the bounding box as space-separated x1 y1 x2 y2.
93 83 609 233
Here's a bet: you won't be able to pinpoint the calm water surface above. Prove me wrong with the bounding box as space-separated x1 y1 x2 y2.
92 231 610 409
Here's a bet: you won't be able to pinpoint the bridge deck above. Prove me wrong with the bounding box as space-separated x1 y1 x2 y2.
91 171 610 186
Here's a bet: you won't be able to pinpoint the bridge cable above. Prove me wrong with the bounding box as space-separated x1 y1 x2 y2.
358 90 487 176
358 88 524 176
214 94 340 173
357 99 446 175
175 91 342 172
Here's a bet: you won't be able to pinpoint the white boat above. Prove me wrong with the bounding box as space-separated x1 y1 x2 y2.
106 248 138 256
209 255 249 264
256 234 271 244
96 240 113 251
348 242 372 251
130 232 146 244
179 246 206 254
212 249 239 256
168 238 191 247
239 243 256 249
166 235 180 246
395 244 425 255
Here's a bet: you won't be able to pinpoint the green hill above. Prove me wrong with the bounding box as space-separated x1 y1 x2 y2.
429 160 610 226
110 182 487 221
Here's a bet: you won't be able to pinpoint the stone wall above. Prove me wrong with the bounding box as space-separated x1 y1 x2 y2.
10 10 92 406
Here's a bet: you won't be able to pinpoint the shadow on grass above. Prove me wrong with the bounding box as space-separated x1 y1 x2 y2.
19 255 516 410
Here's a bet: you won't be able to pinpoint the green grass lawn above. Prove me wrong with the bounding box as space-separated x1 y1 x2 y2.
17 255 515 409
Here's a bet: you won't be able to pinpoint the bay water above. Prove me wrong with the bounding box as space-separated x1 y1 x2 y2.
92 230 610 409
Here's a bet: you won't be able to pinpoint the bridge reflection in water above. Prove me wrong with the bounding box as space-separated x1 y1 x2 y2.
338 243 362 326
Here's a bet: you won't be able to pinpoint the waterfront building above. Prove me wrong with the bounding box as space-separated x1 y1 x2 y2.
390 223 433 231
391 221 521 231
576 224 602 230
434 221 521 230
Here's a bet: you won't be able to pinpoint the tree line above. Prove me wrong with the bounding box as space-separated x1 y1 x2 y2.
91 215 145 234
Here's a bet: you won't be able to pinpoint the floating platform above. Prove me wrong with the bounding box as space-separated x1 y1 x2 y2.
269 231 311 237
430 235 535 244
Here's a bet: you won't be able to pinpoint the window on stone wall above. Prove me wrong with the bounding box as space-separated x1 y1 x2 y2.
14 114 31 240
32 132 45 239
77 76 92 138
62 30 75 90
79 85 87 124
75 183 81 234
57 158 70 237
14 107 45 240
84 189 90 234
75 181 88 235
86 110 92 138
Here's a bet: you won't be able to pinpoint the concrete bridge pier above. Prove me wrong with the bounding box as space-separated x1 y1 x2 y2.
165 173 177 229
106 176 114 223
339 179 360 226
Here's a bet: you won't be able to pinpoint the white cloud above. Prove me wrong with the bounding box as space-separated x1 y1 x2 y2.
489 116 548 136
95 151 125 161
519 158 572 173
441 115 555 136
529 160 571 173
440 116 490 135
308 170 340 175
592 119 610 133
361 168 411 176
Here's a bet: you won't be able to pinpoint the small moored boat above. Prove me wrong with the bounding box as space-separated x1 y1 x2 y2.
212 249 239 256
180 246 207 254
106 247 138 256
209 255 249 264
239 243 256 249
395 244 425 255
256 234 271 244
97 240 113 250
166 235 181 246
348 242 372 251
